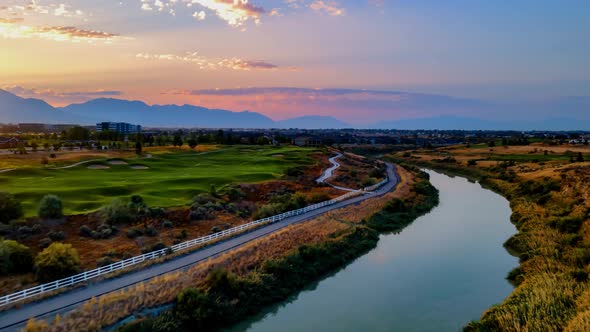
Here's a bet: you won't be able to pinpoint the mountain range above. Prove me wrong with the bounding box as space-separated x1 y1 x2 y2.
1 89 589 130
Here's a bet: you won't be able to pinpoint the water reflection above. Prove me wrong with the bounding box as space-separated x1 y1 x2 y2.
225 170 518 332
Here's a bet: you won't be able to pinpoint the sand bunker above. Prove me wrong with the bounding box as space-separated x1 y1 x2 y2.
130 165 149 170
87 165 110 170
108 160 128 165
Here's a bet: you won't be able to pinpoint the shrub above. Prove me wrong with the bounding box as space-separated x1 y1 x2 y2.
174 288 217 329
369 168 384 178
126 228 144 239
79 225 93 238
129 195 146 211
468 159 478 166
0 240 33 274
17 225 33 239
38 238 52 249
31 224 43 234
189 207 214 221
141 242 167 254
47 231 65 241
145 226 158 237
161 220 174 228
34 243 81 282
103 199 134 225
176 230 188 240
149 207 166 218
38 195 63 219
96 256 114 268
0 192 23 223
362 177 376 187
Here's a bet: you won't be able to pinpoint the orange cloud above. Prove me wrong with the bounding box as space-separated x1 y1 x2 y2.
309 1 345 16
0 18 119 43
136 52 288 71
186 0 265 26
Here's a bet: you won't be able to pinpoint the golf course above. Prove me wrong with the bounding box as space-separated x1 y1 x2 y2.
0 146 318 217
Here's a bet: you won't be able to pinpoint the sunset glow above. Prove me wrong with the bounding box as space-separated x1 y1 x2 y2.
1 0 589 123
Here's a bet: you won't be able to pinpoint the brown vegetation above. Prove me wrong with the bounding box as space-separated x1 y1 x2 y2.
24 166 415 332
392 144 590 332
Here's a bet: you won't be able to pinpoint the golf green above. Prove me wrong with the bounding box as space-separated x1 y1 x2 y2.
0 146 317 217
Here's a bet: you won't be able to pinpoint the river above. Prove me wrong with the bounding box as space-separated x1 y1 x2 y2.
225 170 518 332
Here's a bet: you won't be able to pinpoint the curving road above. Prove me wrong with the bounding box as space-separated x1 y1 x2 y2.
0 163 398 331
316 153 359 192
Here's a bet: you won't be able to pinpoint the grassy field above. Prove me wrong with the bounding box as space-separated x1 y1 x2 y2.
0 146 317 217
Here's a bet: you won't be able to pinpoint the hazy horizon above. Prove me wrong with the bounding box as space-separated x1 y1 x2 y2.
2 1 589 125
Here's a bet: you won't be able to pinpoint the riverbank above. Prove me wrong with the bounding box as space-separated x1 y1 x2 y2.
390 147 590 332
113 167 439 332
20 165 435 331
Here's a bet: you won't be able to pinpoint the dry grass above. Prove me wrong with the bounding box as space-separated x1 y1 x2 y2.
396 145 590 332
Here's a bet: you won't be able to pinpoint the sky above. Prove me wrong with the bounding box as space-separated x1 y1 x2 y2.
1 0 589 123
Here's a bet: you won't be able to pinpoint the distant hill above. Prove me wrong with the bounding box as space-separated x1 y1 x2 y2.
276 116 351 129
60 98 275 128
372 116 590 131
1 88 589 130
0 89 82 124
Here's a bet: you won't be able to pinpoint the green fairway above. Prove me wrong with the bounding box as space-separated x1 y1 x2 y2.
0 146 317 217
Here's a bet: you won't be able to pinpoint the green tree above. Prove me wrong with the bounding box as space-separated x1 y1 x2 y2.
173 135 183 148
0 240 33 274
187 138 198 150
0 192 23 223
135 141 142 155
174 288 217 329
34 243 81 282
577 152 584 162
38 195 63 219
66 126 90 141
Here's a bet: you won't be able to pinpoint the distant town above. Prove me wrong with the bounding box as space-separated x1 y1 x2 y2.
1 121 589 155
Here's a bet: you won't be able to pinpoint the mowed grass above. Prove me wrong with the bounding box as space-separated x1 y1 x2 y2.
0 146 317 217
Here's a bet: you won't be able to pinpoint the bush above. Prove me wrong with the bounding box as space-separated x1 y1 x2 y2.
79 225 93 238
149 207 166 218
161 220 174 228
174 288 217 329
103 199 134 225
369 168 384 178
141 242 167 254
0 192 23 223
17 225 33 239
34 243 81 282
38 195 63 219
39 238 52 249
0 240 33 274
145 226 158 237
31 224 43 234
47 231 65 241
129 195 146 211
189 207 214 221
96 256 114 267
126 228 144 239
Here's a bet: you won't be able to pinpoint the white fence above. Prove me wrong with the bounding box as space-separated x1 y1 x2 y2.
0 185 381 308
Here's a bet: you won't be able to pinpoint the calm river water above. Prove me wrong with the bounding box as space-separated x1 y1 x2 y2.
225 170 518 332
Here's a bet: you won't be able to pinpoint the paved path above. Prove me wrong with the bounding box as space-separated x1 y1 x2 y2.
0 163 398 332
0 169 15 174
316 153 359 192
